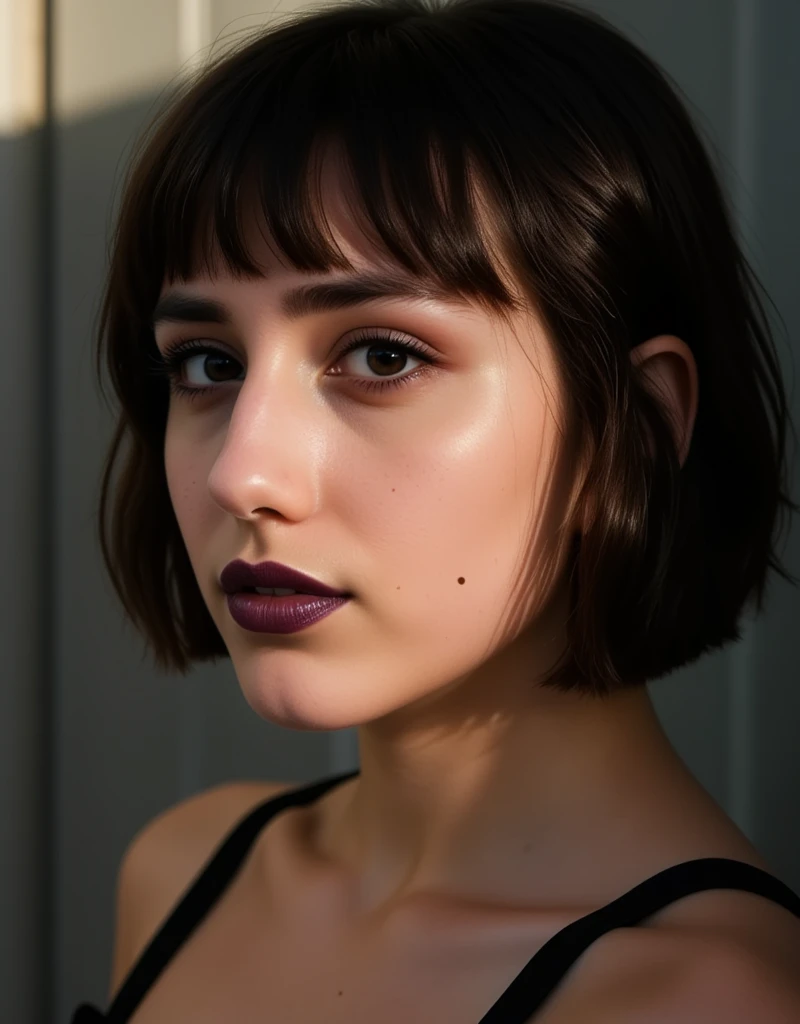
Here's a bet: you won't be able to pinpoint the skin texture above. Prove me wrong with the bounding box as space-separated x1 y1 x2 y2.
156 153 725 929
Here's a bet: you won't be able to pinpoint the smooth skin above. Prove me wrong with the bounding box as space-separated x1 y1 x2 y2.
139 151 800 1021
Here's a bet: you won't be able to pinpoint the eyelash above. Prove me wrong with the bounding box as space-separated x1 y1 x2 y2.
147 330 437 402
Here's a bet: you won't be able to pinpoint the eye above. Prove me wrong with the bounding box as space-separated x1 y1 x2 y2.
330 330 437 394
148 329 439 401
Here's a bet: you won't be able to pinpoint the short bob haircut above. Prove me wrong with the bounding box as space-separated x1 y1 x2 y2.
95 0 798 696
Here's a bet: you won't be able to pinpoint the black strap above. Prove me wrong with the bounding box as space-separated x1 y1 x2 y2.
475 856 800 1023
70 1005 105 1023
104 771 360 1024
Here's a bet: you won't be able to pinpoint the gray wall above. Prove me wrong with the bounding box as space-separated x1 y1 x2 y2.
0 123 50 1024
0 2 797 1022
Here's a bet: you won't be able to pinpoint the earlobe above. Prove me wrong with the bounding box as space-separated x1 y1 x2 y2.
630 335 699 466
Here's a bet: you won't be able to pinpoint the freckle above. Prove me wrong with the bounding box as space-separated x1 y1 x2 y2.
458 577 465 584
338 991 343 996
391 488 395 492
397 586 401 589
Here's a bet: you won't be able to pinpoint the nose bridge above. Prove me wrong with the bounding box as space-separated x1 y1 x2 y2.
207 354 321 516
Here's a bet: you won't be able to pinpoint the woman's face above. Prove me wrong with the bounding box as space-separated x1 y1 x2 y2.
157 171 580 734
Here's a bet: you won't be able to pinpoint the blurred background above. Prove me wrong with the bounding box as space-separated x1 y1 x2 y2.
1 1 798 1021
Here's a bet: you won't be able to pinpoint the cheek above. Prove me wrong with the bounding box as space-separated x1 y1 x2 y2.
330 382 555 640
164 421 217 554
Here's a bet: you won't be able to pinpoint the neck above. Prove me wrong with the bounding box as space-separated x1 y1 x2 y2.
312 683 707 922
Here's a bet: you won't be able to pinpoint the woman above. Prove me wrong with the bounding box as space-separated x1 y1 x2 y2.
72 0 800 1020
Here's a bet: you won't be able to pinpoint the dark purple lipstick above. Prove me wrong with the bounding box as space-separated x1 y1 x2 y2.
219 559 351 634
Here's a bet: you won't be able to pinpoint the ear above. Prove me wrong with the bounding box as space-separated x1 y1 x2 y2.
576 335 698 535
629 335 699 466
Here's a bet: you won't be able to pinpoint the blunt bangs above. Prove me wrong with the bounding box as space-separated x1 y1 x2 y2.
133 9 533 321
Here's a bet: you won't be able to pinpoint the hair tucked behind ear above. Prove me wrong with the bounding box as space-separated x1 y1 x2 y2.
95 0 798 692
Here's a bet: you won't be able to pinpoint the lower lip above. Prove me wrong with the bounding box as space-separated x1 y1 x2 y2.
225 592 351 633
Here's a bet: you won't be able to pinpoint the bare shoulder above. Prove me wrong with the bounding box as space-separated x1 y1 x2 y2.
126 778 298 882
109 779 297 1001
640 935 800 1024
561 931 800 1024
698 938 800 1021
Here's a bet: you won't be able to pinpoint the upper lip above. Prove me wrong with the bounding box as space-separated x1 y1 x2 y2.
220 559 349 597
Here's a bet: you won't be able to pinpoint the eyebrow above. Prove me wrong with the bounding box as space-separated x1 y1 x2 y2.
151 272 468 329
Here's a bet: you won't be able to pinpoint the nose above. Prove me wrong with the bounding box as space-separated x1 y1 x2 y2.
206 369 322 523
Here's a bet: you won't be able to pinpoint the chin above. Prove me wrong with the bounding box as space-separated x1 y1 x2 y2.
236 669 376 733
230 645 438 733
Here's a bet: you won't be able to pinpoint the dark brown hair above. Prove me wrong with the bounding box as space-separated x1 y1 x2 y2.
95 0 798 695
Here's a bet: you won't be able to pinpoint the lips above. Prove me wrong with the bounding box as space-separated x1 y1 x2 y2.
219 559 349 598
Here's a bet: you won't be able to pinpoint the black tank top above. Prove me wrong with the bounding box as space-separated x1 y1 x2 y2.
71 770 800 1024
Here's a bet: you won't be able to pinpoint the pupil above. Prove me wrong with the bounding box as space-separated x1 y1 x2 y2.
205 355 236 381
367 346 405 375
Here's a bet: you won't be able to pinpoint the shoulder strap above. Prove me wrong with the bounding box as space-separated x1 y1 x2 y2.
105 770 359 1024
70 1004 106 1023
477 857 800 1024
